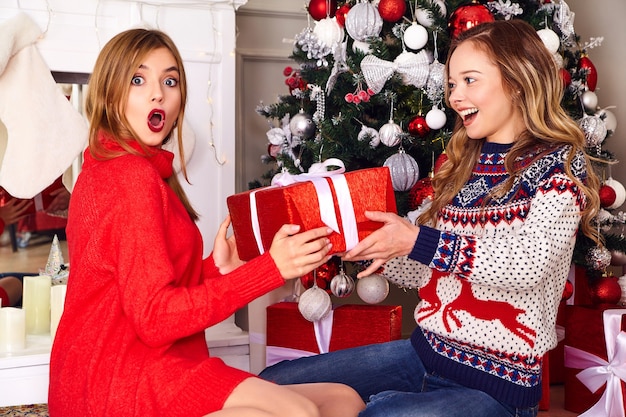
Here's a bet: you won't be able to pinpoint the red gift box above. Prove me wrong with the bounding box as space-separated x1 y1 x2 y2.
265 302 402 367
227 167 397 261
564 305 626 414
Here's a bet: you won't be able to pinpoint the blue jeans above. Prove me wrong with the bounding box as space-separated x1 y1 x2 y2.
259 339 539 417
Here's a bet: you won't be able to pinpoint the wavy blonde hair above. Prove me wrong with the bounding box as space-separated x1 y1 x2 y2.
420 20 600 244
85 28 197 220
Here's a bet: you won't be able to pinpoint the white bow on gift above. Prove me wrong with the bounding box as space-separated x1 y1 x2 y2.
564 309 626 417
361 50 430 94
248 159 358 256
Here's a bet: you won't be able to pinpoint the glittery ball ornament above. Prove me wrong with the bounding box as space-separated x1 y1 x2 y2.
330 269 355 298
290 111 316 139
384 148 420 192
298 285 332 322
301 259 339 293
336 4 351 27
448 1 494 40
308 0 337 21
408 114 430 137
590 274 622 306
356 274 390 304
377 0 406 22
408 176 434 210
599 183 617 208
345 1 383 42
586 246 612 271
578 114 607 148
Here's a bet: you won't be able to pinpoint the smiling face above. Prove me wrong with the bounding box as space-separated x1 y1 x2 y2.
447 41 525 144
125 47 182 147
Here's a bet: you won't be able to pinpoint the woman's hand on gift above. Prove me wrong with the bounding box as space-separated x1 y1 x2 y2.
213 215 245 275
342 211 419 278
269 224 333 280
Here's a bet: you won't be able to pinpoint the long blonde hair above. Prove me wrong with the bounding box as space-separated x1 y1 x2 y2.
420 20 600 244
85 28 198 220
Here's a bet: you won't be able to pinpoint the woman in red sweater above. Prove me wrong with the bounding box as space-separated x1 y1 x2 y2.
48 28 365 417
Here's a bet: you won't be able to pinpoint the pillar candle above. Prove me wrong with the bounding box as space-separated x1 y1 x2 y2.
0 307 26 353
23 275 51 335
50 284 67 339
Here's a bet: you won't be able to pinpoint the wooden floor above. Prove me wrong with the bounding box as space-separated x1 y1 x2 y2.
0 232 579 415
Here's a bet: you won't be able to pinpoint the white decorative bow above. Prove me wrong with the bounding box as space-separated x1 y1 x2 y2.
361 50 430 94
564 309 626 417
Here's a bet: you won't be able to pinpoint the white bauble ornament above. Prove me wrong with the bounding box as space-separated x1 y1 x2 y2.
345 2 383 42
356 274 390 304
403 22 428 51
313 17 344 48
596 109 618 133
298 285 332 322
605 177 626 209
352 40 372 54
537 28 560 54
330 269 355 298
415 0 446 27
379 120 402 147
383 147 420 191
290 110 316 139
425 107 447 130
582 90 598 113
578 114 607 147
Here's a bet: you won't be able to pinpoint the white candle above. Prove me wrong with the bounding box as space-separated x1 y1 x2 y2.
50 284 67 339
0 307 26 353
23 275 51 335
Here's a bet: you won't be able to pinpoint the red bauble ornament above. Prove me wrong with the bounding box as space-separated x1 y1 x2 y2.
448 1 495 40
579 55 598 92
433 152 449 174
562 279 573 301
559 68 571 88
408 176 435 210
336 4 351 27
300 258 339 294
378 0 406 22
408 115 430 137
308 0 337 21
599 184 617 208
591 274 622 306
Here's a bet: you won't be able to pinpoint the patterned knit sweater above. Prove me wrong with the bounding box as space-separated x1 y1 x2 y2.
49 138 286 417
385 141 587 408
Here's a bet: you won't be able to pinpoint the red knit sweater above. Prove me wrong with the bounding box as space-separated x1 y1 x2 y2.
48 139 285 416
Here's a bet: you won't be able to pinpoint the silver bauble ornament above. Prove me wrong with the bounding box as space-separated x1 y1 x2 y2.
330 269 355 298
345 2 383 42
298 284 332 322
578 114 607 148
290 111 316 139
379 119 402 147
582 90 598 113
586 246 612 271
356 274 390 304
596 109 618 133
384 147 420 191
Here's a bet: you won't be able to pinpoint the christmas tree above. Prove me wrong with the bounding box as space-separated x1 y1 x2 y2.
254 0 624 281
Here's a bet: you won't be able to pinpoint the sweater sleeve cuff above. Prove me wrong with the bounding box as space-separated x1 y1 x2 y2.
409 225 440 265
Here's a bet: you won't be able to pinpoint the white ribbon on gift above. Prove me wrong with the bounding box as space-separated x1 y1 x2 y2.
250 159 359 255
361 50 430 94
564 309 626 417
265 309 335 367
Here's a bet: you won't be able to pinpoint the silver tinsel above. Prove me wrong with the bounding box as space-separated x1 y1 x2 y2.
426 59 445 105
586 246 612 270
295 28 332 67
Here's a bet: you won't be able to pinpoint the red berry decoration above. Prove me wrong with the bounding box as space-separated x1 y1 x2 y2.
579 55 598 91
378 0 407 22
408 176 435 210
308 0 337 21
336 4 351 27
408 115 430 137
590 274 622 306
448 1 495 40
599 184 617 208
300 258 339 294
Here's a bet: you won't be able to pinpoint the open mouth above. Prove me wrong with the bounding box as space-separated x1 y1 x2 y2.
147 109 166 133
459 108 478 124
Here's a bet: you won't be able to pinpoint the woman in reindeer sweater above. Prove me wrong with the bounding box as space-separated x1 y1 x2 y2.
260 20 601 417
48 28 365 417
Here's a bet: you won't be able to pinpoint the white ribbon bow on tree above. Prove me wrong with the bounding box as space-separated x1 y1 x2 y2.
564 309 626 417
361 50 430 94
